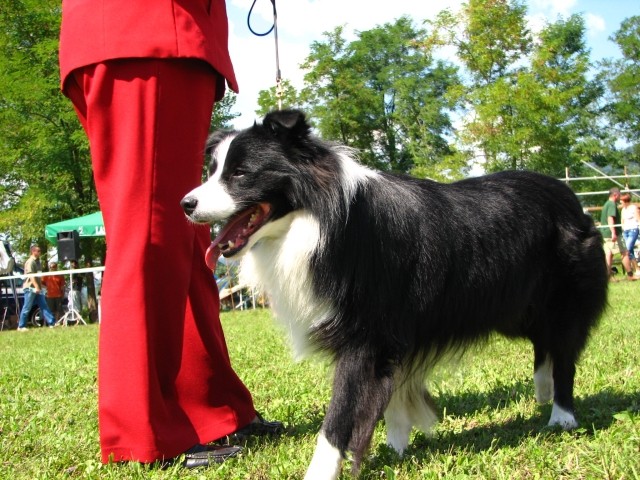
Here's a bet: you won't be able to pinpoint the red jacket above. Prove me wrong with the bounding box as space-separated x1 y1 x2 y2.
59 0 238 100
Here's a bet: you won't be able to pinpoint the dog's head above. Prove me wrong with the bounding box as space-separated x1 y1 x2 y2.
181 109 327 266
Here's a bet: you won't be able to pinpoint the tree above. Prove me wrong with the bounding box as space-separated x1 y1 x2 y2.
0 0 96 258
429 1 606 177
297 17 462 178
606 16 640 159
299 26 364 150
0 0 236 261
523 15 607 175
429 0 532 170
211 91 241 131
454 0 531 85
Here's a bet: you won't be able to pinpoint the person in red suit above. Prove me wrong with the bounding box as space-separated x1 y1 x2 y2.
59 0 281 467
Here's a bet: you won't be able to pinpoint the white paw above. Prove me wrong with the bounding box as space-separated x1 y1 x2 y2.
548 403 578 430
304 433 342 480
386 431 409 455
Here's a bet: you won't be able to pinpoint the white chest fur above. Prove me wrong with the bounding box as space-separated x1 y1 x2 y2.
239 210 335 358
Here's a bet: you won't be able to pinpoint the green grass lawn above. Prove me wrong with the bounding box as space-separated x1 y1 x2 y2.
1 283 639 479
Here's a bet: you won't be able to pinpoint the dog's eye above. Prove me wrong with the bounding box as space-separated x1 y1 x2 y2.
232 169 246 178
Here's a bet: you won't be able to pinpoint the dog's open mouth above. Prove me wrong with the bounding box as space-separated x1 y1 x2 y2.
205 202 272 267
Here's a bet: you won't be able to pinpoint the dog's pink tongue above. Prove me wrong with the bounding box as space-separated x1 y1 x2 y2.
205 243 221 270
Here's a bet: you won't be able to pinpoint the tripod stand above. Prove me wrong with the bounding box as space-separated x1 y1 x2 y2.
57 271 86 326
0 252 17 331
0 277 19 331
1 306 8 331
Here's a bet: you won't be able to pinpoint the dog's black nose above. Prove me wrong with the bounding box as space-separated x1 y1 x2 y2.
181 196 198 215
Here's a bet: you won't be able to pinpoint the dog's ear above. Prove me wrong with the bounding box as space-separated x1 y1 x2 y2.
263 110 311 140
205 130 235 156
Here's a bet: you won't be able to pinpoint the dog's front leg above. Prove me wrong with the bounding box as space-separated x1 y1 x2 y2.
304 432 343 480
304 348 395 480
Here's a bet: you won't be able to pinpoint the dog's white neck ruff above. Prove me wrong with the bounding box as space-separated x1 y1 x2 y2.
239 210 333 358
239 150 377 359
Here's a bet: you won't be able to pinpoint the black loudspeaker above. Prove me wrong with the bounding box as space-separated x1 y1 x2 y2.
57 230 80 261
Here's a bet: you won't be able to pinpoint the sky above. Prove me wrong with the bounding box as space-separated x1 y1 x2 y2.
225 0 638 128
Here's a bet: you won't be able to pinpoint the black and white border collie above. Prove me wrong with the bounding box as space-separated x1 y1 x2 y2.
182 110 608 479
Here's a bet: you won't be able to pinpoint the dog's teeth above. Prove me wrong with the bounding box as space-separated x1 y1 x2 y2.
228 240 235 248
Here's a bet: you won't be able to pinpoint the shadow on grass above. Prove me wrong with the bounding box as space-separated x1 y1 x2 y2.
264 380 639 475
369 382 640 474
278 380 640 438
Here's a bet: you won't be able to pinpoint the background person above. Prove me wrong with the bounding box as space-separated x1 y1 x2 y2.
620 193 640 276
42 262 66 322
17 245 56 331
59 0 281 468
601 187 634 279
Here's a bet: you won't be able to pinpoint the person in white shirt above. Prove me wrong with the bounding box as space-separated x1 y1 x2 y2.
620 193 640 276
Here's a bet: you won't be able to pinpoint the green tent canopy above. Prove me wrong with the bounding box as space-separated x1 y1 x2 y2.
45 211 105 244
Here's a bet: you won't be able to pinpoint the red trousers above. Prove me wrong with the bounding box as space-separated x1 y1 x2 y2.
65 59 255 463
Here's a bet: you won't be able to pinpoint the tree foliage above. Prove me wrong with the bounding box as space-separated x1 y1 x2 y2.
297 18 463 178
454 0 531 84
605 16 640 159
211 92 241 132
256 2 630 181
0 0 93 257
523 15 607 175
0 0 237 259
429 1 607 177
2 2 640 250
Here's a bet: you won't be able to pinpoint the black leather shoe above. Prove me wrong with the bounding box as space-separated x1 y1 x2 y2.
224 411 284 444
182 444 242 468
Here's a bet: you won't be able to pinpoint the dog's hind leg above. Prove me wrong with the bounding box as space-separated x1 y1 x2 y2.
304 349 395 480
531 326 580 429
547 345 579 429
544 284 602 430
533 345 554 404
542 221 607 429
384 367 438 453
